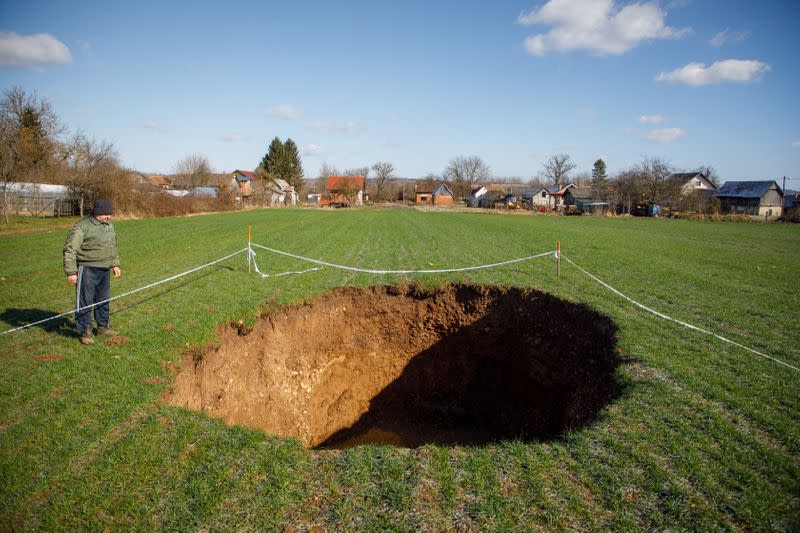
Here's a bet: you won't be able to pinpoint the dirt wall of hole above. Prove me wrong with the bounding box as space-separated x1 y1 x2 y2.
166 283 619 448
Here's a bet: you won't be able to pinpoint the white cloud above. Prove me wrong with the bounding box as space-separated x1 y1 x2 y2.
647 127 685 143
266 105 301 120
657 59 770 85
143 120 174 133
710 29 751 47
793 141 800 149
309 121 363 134
302 143 324 156
0 32 72 68
518 0 690 56
639 114 665 124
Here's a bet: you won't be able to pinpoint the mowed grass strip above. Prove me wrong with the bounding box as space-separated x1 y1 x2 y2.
0 208 798 530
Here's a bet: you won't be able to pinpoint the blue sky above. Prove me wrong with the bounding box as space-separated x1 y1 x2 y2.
1 0 798 183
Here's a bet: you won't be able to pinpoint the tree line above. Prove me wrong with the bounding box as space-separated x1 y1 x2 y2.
0 87 241 221
310 151 718 212
1 85 723 220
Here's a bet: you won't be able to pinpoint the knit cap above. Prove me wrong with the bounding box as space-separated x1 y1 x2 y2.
92 198 114 216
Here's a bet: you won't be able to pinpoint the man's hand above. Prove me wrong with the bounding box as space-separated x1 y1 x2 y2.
67 274 78 285
112 266 121 278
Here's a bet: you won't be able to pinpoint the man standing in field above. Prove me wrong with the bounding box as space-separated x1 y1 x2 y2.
63 198 121 345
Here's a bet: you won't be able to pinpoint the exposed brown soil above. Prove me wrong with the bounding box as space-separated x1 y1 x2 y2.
166 283 620 448
104 336 130 346
35 353 63 362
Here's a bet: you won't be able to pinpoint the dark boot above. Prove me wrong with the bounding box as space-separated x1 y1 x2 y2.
80 331 95 345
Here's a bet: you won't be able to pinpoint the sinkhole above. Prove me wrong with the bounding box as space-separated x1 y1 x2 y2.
166 283 620 449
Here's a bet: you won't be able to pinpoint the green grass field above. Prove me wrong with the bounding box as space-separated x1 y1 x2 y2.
1 208 798 530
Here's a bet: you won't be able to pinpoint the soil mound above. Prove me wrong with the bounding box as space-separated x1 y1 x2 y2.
166 283 619 448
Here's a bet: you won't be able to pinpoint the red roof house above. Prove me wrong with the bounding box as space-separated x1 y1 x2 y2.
326 175 366 206
230 169 256 198
143 174 172 190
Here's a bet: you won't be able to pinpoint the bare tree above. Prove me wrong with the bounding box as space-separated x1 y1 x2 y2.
64 133 119 217
344 166 369 179
0 132 15 223
371 161 394 202
541 154 576 187
612 157 676 210
527 176 548 190
573 171 591 188
174 153 212 189
0 87 65 222
314 162 340 194
639 157 675 203
443 156 490 200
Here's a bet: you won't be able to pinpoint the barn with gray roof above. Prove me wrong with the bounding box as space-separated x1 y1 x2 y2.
714 180 783 220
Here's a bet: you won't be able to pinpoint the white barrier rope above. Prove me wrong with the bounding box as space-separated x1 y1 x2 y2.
0 247 248 336
249 247 322 278
561 254 799 372
250 242 556 274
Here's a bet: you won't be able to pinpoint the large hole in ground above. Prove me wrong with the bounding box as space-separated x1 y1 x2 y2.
166 283 620 449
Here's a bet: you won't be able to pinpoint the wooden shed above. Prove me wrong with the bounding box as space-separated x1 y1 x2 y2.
563 187 609 214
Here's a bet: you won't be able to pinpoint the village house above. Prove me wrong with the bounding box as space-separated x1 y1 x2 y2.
669 171 717 195
230 170 256 204
662 171 718 212
416 182 454 205
519 188 549 208
325 175 365 206
545 182 576 210
269 178 298 206
466 186 488 207
715 180 784 220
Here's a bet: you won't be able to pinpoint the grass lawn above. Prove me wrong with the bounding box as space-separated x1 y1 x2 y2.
1 207 798 530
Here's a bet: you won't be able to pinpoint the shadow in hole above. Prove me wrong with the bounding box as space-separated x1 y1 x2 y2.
0 266 232 340
317 288 623 449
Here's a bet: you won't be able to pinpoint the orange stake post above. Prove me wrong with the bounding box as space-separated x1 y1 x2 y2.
557 240 561 278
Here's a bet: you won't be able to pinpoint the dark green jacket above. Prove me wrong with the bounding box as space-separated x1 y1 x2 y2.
63 216 120 275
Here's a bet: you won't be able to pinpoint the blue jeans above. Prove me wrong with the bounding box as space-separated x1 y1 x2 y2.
75 266 111 334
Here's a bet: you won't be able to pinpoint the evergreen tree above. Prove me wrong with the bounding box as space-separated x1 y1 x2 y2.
256 136 304 195
591 158 608 199
283 138 304 192
257 136 286 180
